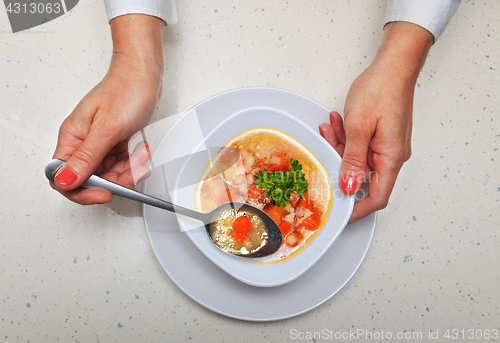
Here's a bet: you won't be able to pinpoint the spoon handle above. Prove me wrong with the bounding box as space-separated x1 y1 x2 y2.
45 159 207 222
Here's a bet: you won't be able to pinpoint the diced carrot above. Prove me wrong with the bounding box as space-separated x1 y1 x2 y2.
233 231 247 243
265 205 283 225
233 216 251 233
285 231 302 247
297 212 322 231
278 221 292 236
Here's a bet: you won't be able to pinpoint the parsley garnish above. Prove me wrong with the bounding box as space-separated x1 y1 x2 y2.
254 159 308 207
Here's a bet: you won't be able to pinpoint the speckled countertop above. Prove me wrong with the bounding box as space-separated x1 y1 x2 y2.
1 1 499 342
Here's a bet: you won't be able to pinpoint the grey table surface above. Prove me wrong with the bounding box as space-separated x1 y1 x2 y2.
1 1 498 342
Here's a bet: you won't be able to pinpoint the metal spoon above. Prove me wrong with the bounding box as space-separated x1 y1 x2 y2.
45 159 282 258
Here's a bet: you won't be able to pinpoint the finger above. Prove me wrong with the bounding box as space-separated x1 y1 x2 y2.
339 116 374 194
52 120 85 164
329 111 346 145
99 140 146 174
115 150 131 163
319 123 345 157
107 138 147 161
101 155 118 173
319 123 339 148
124 140 149 167
50 181 113 205
119 166 151 187
53 121 120 191
108 141 129 156
130 141 150 166
106 141 149 173
347 161 398 223
102 141 151 187
101 165 151 188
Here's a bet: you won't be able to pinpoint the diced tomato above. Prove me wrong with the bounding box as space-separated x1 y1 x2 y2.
233 231 247 243
285 231 302 247
233 216 251 233
278 221 292 236
297 194 312 212
248 185 263 198
302 192 309 202
297 212 322 231
265 205 283 226
269 162 289 172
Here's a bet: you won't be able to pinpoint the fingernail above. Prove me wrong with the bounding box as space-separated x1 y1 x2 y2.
340 176 358 194
144 142 149 148
318 126 324 136
55 169 77 186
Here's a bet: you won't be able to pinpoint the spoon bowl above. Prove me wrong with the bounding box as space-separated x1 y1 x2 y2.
45 159 282 258
207 201 283 258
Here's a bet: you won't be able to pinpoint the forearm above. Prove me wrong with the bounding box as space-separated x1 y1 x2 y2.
109 14 165 77
373 22 433 85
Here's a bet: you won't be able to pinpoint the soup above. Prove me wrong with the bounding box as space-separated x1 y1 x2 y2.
196 127 332 262
209 207 268 255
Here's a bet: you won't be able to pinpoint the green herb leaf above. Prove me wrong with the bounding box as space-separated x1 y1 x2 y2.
253 159 308 207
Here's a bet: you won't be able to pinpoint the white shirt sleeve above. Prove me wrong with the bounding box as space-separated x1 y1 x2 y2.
384 0 461 41
104 0 177 25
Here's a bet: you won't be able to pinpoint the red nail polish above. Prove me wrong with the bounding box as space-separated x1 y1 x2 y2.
144 142 149 148
55 169 77 186
340 176 358 194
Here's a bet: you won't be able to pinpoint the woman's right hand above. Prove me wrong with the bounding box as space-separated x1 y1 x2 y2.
50 14 165 205
320 22 433 223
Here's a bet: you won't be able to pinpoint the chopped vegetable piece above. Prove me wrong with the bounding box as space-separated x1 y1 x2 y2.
285 231 302 247
297 212 322 231
265 205 283 225
279 221 292 236
297 192 311 210
248 185 263 198
233 216 251 233
289 192 300 208
233 231 247 242
268 159 289 172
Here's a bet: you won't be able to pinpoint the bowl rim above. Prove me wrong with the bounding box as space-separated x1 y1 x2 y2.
169 87 355 287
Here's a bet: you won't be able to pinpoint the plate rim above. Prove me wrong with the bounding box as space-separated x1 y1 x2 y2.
142 86 377 321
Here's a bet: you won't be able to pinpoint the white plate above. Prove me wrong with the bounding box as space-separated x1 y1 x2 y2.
172 108 354 287
143 87 376 320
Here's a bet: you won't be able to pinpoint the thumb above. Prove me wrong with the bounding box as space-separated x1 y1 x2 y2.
339 124 372 195
53 123 119 191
